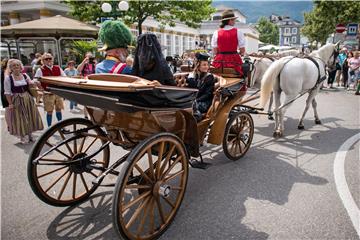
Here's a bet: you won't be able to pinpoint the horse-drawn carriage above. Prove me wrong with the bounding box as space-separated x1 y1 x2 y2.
27 69 254 239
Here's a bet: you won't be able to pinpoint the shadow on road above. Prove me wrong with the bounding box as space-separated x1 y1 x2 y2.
47 191 118 239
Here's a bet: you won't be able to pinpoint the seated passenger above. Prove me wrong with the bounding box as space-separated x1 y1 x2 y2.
132 33 176 86
95 20 133 74
185 53 216 121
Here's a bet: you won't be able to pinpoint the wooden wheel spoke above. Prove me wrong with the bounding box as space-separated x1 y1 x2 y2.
148 197 155 234
156 142 165 180
163 169 184 183
161 155 181 179
146 149 155 181
170 186 183 191
78 136 87 153
87 171 98 178
83 137 98 154
237 140 243 154
72 173 77 199
122 191 151 212
160 144 176 178
38 158 68 163
45 141 71 159
58 130 74 156
45 169 70 193
125 185 151 190
125 196 151 229
163 196 175 209
80 173 89 192
134 164 153 184
155 196 166 224
38 165 68 178
73 124 77 154
136 196 152 236
58 172 72 200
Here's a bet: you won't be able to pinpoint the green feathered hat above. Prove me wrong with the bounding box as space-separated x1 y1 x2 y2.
98 20 133 51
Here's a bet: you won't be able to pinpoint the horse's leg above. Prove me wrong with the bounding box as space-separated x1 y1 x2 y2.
298 89 318 129
268 92 274 120
273 88 282 138
312 98 321 124
277 94 297 135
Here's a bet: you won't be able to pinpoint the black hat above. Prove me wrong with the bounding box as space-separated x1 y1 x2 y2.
195 52 210 61
221 10 238 21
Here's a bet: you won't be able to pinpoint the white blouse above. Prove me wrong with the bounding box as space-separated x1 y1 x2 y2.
211 25 246 49
4 73 33 95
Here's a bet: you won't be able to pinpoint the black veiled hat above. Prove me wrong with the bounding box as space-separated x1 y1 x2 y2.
195 52 210 61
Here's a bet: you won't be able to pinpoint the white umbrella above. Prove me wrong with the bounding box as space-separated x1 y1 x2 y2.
258 44 278 51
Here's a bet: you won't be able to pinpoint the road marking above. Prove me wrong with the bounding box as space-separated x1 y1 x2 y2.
334 133 360 238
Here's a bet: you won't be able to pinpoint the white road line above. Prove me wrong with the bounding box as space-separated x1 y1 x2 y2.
334 133 360 238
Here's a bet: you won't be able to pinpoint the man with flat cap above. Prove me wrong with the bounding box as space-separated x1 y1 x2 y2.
96 20 133 74
211 10 246 76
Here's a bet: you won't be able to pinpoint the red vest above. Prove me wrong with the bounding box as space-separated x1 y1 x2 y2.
213 28 243 75
217 28 238 52
40 65 61 90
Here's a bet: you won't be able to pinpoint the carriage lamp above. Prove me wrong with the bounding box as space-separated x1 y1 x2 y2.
101 2 112 13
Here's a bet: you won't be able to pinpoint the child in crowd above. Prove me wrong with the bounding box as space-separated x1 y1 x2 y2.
185 52 216 121
64 60 80 112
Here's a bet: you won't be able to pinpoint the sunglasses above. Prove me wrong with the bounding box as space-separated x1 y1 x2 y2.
44 58 53 61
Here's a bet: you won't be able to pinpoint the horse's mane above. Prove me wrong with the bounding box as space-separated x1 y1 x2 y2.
310 43 335 61
132 33 176 86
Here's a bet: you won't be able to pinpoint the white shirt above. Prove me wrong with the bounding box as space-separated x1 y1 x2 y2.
34 65 66 79
211 25 246 49
4 73 33 95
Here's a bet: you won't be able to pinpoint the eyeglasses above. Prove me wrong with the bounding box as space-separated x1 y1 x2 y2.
44 58 53 61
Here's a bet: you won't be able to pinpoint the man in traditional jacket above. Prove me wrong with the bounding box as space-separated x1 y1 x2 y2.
211 10 246 76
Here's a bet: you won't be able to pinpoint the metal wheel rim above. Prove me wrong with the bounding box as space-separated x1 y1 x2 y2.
118 135 188 240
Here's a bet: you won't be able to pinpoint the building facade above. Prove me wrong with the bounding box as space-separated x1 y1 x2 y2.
270 14 301 47
1 1 259 55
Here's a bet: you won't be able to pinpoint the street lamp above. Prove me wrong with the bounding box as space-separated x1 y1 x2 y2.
101 1 129 13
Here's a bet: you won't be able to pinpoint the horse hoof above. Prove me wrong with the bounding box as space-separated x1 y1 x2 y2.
298 125 304 130
315 119 322 124
268 116 274 120
273 131 282 138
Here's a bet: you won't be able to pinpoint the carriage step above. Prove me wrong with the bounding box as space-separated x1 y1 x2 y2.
189 158 211 169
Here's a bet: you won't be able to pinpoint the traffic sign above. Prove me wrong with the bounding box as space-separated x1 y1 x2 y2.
336 24 346 33
347 23 358 36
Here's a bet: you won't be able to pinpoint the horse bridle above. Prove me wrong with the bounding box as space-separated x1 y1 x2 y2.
249 57 275 86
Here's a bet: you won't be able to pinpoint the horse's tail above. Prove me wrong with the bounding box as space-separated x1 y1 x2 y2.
259 58 288 109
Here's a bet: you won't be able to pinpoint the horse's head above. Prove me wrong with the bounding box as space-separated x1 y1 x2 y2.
250 58 273 88
316 42 340 69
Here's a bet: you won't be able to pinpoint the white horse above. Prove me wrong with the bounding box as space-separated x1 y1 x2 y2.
259 43 339 137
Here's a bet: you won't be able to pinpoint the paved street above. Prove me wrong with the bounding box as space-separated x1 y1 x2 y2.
1 88 359 240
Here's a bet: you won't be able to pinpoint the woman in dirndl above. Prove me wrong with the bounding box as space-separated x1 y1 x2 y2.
4 59 44 144
211 10 246 76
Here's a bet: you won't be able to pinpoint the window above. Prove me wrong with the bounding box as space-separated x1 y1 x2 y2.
292 28 297 34
182 36 187 51
188 37 193 50
284 37 289 44
175 35 180 55
285 28 290 34
156 33 162 45
1 40 17 61
166 35 171 55
292 36 297 43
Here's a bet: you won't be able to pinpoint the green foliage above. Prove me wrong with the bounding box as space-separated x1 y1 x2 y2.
255 17 279 45
302 0 360 46
70 40 101 63
64 0 215 35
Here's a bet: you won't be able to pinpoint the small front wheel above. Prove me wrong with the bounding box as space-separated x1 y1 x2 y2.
223 111 254 161
112 133 188 240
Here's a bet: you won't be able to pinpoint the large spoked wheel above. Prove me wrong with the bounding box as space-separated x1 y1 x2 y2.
223 111 254 161
113 133 188 240
27 118 110 207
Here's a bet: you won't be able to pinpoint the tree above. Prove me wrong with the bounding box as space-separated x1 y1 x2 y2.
255 17 279 45
64 0 215 35
302 0 360 46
